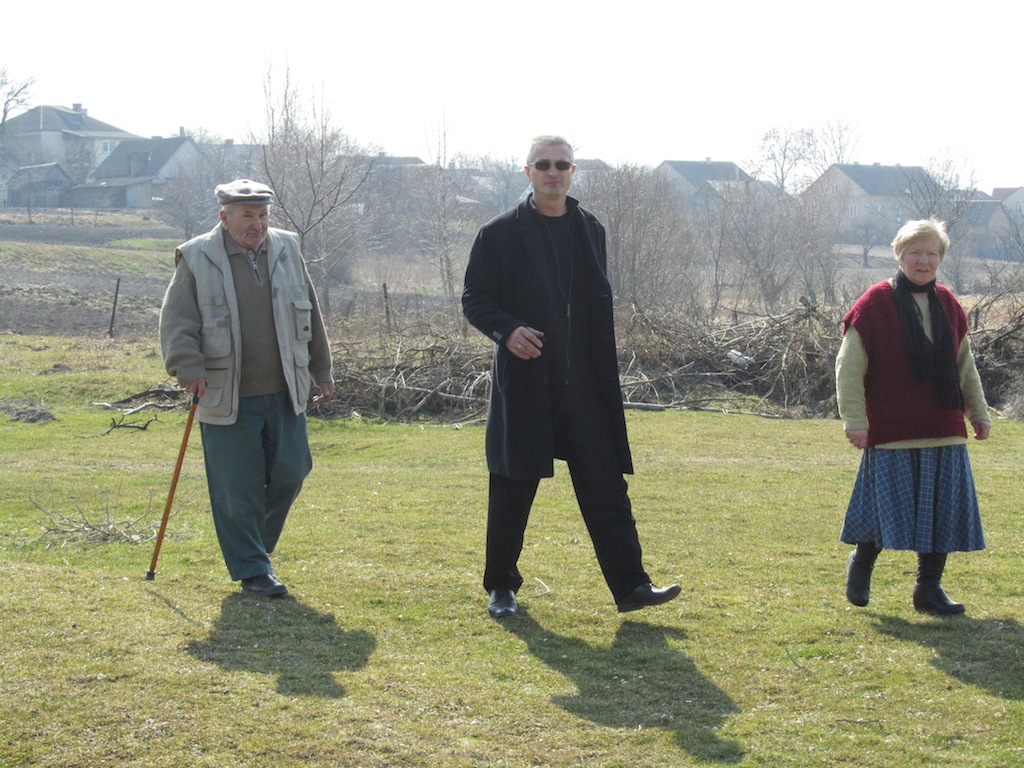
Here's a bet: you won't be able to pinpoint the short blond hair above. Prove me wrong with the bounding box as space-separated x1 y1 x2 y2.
527 135 574 164
892 218 950 260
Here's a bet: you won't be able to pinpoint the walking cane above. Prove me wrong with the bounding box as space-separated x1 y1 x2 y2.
145 396 198 580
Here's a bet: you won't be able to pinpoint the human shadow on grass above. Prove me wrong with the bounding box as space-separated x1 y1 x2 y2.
187 593 375 697
871 614 1024 700
503 613 745 763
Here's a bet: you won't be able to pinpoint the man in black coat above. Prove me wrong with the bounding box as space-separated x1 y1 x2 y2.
462 135 681 618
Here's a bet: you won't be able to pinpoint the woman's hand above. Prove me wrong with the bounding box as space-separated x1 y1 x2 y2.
845 428 869 450
971 420 991 440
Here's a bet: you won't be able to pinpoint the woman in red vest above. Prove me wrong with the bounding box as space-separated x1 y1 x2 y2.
836 218 991 616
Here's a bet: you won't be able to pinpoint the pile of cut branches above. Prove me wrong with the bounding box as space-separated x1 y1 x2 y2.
131 301 1024 424
323 304 845 421
617 302 841 417
970 308 1024 418
325 329 492 422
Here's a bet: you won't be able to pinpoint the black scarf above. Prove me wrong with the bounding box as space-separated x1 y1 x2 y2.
893 271 962 409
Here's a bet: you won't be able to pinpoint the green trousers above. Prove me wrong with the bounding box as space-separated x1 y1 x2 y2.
200 391 312 581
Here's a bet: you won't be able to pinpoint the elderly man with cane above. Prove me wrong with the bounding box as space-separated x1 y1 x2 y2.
159 179 334 597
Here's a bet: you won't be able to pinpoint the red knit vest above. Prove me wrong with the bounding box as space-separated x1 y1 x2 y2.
843 280 968 446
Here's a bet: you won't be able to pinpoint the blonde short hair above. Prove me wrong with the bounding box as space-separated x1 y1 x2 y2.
892 218 950 260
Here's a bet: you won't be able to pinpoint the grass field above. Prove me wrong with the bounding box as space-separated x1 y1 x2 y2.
1 333 1022 767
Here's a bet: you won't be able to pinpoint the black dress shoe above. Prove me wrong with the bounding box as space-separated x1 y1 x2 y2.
241 573 288 597
616 582 681 613
488 588 518 618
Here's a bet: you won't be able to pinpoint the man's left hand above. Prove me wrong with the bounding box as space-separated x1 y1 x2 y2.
313 381 335 405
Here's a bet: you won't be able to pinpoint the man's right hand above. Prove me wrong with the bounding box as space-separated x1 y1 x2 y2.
506 326 544 359
179 377 206 398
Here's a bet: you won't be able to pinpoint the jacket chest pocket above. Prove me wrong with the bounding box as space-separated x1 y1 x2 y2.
291 299 313 343
200 297 232 359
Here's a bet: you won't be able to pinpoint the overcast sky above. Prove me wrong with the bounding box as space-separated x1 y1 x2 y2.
6 0 1022 192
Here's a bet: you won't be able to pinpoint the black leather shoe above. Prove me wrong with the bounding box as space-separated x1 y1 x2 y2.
617 582 681 613
488 588 518 618
241 573 288 597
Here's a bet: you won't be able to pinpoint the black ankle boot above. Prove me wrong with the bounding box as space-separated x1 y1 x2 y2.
913 552 965 616
846 542 880 607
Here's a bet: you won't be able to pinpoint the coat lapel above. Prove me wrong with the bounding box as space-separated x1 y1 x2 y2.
516 199 550 285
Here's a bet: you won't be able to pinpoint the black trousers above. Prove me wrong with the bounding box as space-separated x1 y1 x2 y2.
483 384 650 602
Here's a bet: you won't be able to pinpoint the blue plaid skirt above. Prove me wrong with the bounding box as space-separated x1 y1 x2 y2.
840 445 985 552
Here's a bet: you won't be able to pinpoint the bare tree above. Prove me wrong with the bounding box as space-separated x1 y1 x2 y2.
356 157 423 260
0 67 34 178
415 128 484 311
791 187 846 305
153 129 235 239
753 121 861 197
255 67 374 312
576 163 696 315
846 200 894 270
1002 206 1024 266
0 67 32 126
717 182 802 313
906 154 977 293
753 127 815 194
420 129 459 308
688 191 736 321
475 154 526 218
806 120 860 178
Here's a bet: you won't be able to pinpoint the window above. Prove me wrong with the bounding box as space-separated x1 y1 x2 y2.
846 205 858 218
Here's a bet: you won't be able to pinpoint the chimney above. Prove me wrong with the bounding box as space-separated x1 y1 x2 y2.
72 103 87 115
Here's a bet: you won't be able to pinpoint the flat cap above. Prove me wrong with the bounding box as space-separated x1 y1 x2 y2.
215 179 274 205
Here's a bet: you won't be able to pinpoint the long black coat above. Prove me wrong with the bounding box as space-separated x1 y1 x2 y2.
462 195 633 480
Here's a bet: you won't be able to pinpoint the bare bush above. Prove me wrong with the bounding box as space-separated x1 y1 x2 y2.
320 291 1024 423
30 491 185 546
616 301 841 417
321 301 844 421
970 308 1024 417
324 322 492 422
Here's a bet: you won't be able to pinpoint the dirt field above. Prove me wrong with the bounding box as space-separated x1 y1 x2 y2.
0 221 176 337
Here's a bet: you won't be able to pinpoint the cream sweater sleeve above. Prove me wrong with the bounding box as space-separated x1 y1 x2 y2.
959 336 990 424
835 327 868 431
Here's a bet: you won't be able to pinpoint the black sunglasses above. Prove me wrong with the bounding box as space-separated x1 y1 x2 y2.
529 160 573 171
